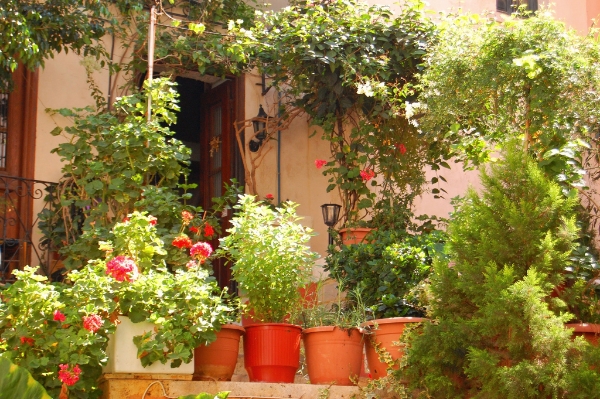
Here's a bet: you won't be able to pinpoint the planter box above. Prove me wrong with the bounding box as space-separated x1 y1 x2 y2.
103 316 194 374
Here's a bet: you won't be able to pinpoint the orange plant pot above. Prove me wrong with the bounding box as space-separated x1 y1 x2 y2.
339 228 373 245
193 324 245 381
243 323 302 382
303 326 364 385
565 323 600 346
362 317 428 379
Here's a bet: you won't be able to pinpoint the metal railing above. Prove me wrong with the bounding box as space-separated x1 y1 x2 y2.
0 175 59 282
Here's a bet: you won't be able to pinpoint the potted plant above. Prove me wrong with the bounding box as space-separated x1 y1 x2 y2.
217 194 319 383
300 285 366 386
325 226 443 378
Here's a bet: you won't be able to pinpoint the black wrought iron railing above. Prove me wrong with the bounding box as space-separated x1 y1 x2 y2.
0 175 59 282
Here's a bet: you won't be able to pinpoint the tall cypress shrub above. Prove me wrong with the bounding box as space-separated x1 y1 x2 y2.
403 146 600 398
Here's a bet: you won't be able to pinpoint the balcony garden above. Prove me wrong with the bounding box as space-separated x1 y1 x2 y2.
1 0 600 398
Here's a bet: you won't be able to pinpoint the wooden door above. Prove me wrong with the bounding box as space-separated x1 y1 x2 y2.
200 80 235 289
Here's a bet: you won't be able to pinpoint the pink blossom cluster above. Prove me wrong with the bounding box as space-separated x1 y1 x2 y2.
106 255 139 282
190 242 213 263
83 314 103 333
53 310 66 322
360 169 376 182
58 364 82 386
314 159 327 169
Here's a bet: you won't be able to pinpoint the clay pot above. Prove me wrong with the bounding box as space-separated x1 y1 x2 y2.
339 228 373 245
565 323 600 346
303 326 364 385
193 324 245 381
362 317 428 379
243 323 302 382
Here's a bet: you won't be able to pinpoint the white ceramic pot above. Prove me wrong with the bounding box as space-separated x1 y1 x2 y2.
103 316 194 374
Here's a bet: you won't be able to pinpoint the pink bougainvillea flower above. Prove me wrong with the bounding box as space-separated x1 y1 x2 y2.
20 336 34 346
190 242 213 263
53 310 66 322
106 255 139 282
172 235 193 249
265 193 274 200
395 143 407 155
58 364 82 386
181 210 194 225
314 159 327 169
83 314 103 333
360 169 376 182
148 216 157 226
186 260 199 269
203 224 215 238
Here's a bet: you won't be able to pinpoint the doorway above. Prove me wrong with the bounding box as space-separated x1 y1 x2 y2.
170 75 244 290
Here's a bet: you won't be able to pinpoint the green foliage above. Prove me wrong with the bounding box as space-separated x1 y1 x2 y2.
300 284 367 330
0 356 52 399
238 0 436 224
0 267 117 399
218 195 318 323
41 78 193 271
0 0 114 90
325 228 444 319
177 392 229 399
402 146 600 398
414 10 600 192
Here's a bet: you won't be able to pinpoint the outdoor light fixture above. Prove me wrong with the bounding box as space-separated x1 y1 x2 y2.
321 203 341 246
249 104 270 152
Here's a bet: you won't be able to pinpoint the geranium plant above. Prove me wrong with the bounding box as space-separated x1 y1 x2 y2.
218 195 318 323
0 211 235 398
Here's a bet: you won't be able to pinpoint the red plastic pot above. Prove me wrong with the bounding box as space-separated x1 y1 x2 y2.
243 323 302 382
303 326 364 385
339 228 373 245
362 317 428 379
565 323 600 346
193 324 245 381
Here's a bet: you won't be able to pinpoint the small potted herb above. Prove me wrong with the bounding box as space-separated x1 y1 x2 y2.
217 194 318 383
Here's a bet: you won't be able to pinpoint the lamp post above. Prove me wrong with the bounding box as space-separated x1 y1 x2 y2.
321 203 341 246
249 105 270 152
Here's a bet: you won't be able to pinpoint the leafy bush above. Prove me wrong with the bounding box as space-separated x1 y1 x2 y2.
325 228 444 319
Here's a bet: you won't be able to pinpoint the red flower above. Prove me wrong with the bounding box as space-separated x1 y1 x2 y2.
106 255 139 282
20 337 34 346
265 193 274 200
186 260 198 269
314 159 327 169
53 310 66 322
203 224 215 238
360 169 376 182
83 314 103 333
395 143 407 155
58 364 81 386
122 216 130 223
172 235 193 249
181 210 194 225
148 216 157 226
190 242 213 262
189 226 200 234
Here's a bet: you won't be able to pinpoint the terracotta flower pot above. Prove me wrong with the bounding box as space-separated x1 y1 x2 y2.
339 228 373 245
193 324 245 381
362 317 428 379
565 323 600 346
243 323 302 382
303 326 364 385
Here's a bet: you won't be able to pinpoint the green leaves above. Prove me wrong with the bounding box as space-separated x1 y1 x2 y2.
0 357 52 399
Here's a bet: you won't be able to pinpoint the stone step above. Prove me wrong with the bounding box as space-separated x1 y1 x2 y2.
99 374 361 399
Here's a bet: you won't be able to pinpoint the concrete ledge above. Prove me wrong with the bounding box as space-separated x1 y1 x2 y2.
99 374 361 399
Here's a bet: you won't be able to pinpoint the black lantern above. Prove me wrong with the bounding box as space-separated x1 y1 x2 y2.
321 203 341 246
249 105 269 152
